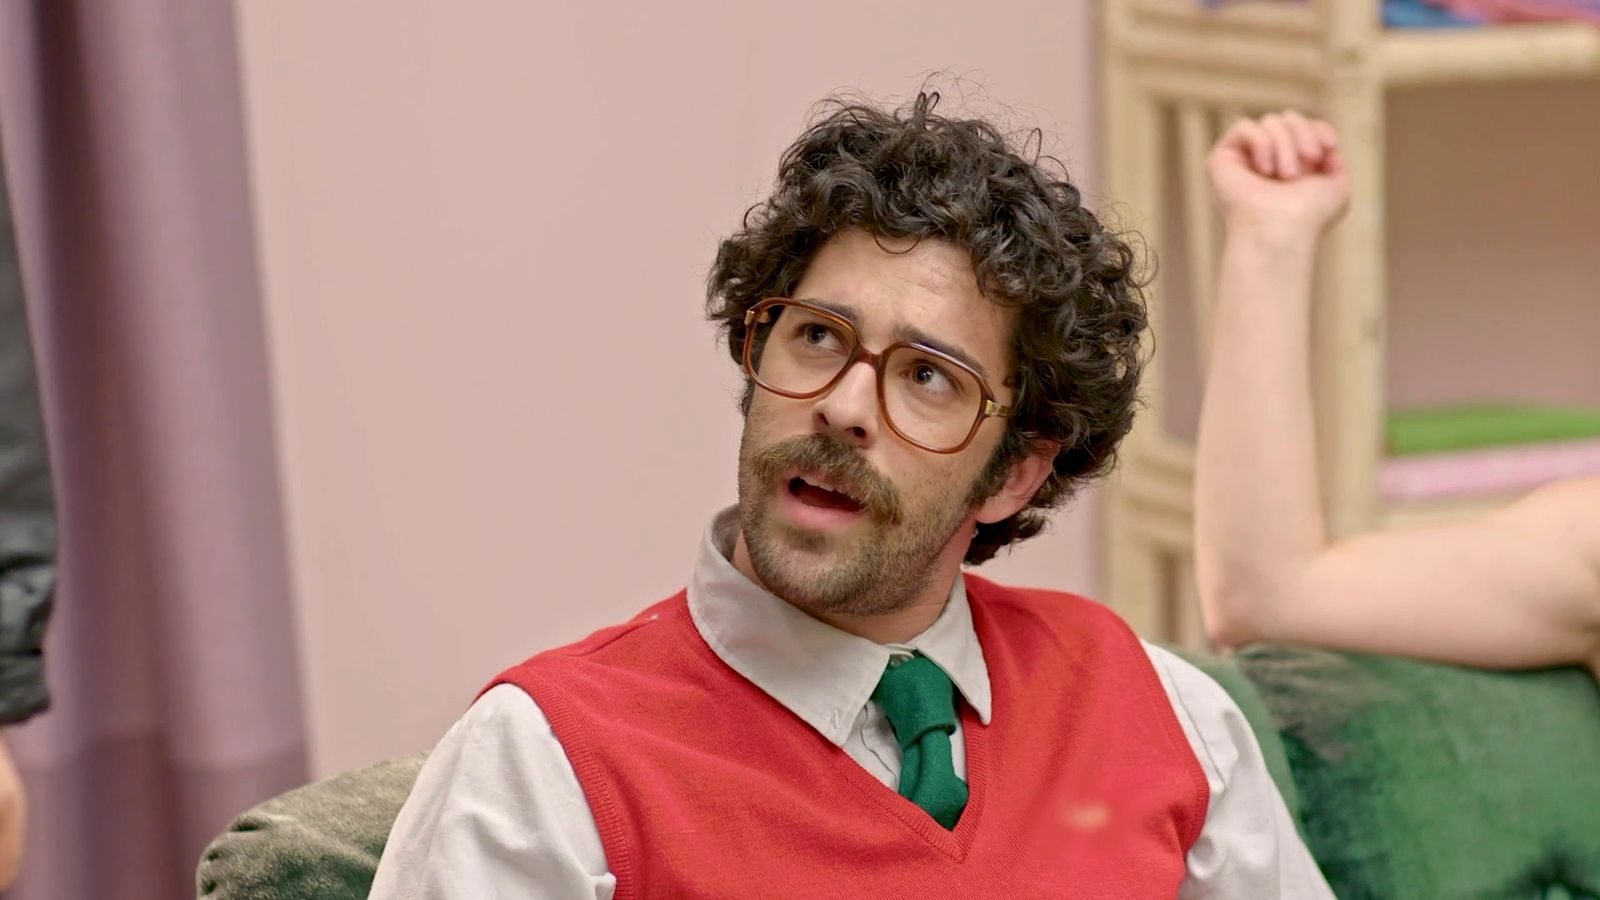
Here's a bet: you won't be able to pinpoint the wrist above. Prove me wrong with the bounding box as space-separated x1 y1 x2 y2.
1221 223 1323 279
1222 211 1326 257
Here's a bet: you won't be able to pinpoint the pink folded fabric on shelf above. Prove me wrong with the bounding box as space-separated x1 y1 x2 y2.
1424 0 1600 24
1379 438 1600 502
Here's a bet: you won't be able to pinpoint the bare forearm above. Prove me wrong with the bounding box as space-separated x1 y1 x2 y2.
1291 509 1600 670
1194 224 1326 645
1195 230 1600 667
1191 112 1600 671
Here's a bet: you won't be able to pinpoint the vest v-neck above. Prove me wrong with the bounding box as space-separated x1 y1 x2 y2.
823 699 990 861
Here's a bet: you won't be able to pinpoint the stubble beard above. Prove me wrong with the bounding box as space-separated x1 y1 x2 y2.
736 428 977 618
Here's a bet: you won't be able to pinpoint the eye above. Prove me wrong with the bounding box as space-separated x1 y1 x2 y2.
789 318 848 354
903 358 961 397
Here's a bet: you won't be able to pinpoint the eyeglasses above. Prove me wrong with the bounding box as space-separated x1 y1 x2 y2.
741 298 1012 454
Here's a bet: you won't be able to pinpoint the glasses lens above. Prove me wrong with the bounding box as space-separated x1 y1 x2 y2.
747 303 855 395
882 345 985 451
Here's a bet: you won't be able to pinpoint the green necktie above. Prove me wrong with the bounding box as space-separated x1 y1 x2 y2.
871 653 969 830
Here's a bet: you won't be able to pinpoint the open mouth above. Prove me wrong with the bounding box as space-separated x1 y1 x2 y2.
787 473 865 514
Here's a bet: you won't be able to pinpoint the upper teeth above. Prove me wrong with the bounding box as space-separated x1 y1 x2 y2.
801 475 849 498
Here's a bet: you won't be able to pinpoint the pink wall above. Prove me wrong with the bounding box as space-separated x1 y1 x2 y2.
1385 81 1600 411
236 2 1106 777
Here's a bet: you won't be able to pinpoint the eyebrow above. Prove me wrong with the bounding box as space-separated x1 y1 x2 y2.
799 297 994 382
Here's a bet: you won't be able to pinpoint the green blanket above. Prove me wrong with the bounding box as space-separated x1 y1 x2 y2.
1239 646 1600 899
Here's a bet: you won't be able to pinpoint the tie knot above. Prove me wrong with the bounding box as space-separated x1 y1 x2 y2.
871 653 960 750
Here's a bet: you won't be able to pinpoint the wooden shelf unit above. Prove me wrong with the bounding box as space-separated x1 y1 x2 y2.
1101 0 1600 646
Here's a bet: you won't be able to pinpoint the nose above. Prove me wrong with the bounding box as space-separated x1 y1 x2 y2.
810 359 879 449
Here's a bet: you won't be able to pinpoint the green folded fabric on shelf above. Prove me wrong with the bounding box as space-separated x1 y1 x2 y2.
1386 403 1600 456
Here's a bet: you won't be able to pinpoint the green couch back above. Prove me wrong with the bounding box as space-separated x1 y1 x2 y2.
1235 645 1600 900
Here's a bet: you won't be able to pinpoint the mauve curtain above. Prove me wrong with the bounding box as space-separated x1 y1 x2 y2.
0 3 309 898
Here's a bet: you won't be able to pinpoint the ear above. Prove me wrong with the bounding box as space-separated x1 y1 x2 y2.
974 442 1059 525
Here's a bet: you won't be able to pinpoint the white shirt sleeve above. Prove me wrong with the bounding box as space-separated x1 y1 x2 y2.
1142 643 1335 900
367 684 616 900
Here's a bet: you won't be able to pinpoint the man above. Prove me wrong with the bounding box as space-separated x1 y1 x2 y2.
1195 110 1600 680
370 94 1332 898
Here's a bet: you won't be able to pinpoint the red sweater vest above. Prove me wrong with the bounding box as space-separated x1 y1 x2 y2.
487 574 1209 899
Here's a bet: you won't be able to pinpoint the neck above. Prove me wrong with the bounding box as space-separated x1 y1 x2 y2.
730 527 971 645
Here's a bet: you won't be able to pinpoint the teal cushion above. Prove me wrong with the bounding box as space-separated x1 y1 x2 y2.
1238 645 1600 900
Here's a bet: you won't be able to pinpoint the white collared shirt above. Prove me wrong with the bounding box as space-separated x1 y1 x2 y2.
369 509 1333 899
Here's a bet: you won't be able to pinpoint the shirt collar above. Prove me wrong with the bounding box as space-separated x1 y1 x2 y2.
687 506 992 747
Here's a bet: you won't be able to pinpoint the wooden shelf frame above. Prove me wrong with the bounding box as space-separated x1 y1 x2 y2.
1125 0 1600 87
1101 0 1600 644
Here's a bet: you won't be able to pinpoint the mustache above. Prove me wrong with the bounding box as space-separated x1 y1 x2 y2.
750 434 902 524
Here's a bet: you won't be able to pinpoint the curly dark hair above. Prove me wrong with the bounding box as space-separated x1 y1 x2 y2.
707 92 1149 565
